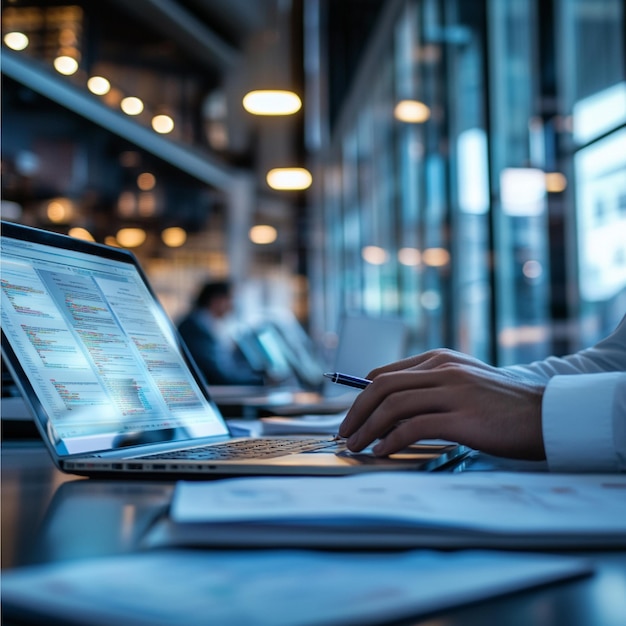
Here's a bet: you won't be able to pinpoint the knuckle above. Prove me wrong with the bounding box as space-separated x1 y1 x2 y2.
377 388 406 415
368 365 386 378
437 360 466 377
371 371 396 390
425 348 456 367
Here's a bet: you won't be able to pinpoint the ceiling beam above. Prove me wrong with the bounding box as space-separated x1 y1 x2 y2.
108 0 240 71
1 51 238 190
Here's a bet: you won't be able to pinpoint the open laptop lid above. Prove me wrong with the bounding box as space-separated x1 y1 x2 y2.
1 221 231 460
323 314 408 398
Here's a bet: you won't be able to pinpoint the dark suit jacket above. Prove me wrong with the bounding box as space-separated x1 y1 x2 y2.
177 311 264 386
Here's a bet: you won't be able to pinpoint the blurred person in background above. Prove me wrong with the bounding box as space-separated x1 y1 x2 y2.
177 280 264 386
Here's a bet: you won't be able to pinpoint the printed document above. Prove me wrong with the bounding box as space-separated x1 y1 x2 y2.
159 472 626 549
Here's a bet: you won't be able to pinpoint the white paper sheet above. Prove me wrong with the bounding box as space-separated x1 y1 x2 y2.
171 472 626 537
2 549 594 626
258 412 347 435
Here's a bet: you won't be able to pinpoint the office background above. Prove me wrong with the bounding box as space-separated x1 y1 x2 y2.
2 0 625 369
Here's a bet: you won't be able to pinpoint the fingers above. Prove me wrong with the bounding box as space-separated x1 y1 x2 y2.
339 357 547 461
372 414 444 455
338 371 430 439
339 362 487 454
339 372 445 451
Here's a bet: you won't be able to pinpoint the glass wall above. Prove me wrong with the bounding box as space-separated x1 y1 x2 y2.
556 0 626 349
488 0 552 365
312 0 457 354
445 0 491 361
308 0 625 365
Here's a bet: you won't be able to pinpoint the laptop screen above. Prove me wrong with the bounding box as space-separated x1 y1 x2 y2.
1 222 229 456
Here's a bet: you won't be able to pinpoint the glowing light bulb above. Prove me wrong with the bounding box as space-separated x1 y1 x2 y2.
116 228 146 248
151 114 174 134
266 167 312 191
545 172 567 193
398 247 421 266
137 173 156 191
121 97 144 116
4 32 29 51
242 90 302 115
54 56 79 76
87 76 111 95
162 227 187 247
68 227 95 241
394 100 431 123
249 225 278 244
362 246 389 265
422 248 450 267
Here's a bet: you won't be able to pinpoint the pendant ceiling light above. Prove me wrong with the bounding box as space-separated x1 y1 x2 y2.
243 90 301 116
266 167 312 191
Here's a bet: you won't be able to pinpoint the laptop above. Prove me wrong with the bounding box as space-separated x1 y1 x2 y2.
225 314 409 416
0 221 469 477
323 313 408 397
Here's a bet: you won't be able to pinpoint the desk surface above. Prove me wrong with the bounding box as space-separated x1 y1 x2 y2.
2 439 626 626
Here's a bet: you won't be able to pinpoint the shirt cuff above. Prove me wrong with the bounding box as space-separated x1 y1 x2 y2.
542 373 624 472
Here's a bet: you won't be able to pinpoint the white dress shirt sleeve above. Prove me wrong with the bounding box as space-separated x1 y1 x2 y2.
542 372 626 472
507 314 626 472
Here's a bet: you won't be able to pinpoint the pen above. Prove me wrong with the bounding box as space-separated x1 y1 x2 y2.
323 372 372 389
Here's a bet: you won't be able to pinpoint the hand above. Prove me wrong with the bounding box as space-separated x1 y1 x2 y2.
338 349 546 460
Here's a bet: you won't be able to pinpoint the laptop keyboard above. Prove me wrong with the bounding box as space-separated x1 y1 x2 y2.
144 437 340 461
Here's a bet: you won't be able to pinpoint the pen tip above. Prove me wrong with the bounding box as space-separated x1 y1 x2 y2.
323 372 334 379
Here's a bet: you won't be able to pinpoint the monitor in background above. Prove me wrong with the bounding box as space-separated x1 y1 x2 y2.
235 315 326 390
324 314 408 397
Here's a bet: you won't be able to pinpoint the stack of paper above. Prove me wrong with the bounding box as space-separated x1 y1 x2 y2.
143 472 626 549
